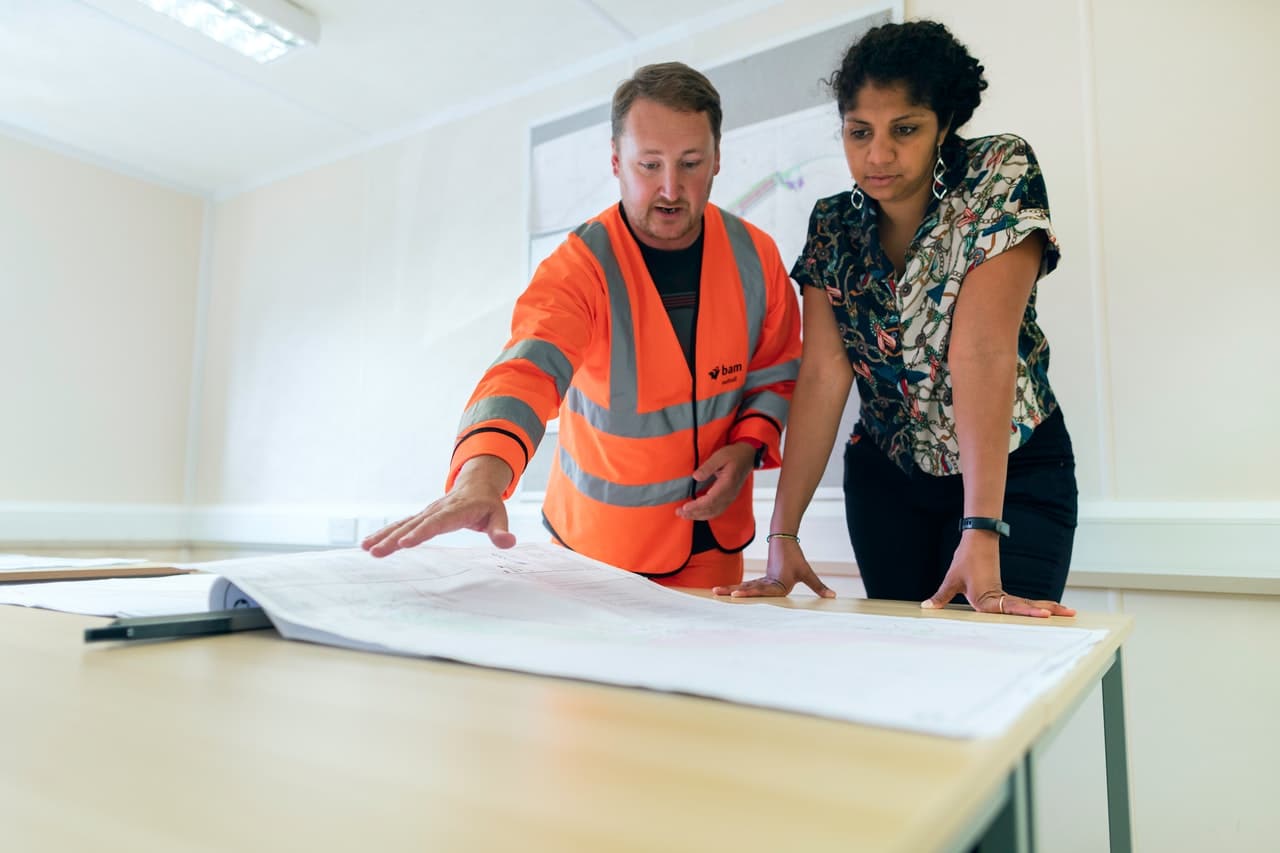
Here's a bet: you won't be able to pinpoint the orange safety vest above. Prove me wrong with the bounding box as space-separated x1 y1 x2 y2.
447 203 801 575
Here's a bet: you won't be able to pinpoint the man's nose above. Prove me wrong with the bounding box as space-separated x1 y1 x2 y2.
657 167 678 200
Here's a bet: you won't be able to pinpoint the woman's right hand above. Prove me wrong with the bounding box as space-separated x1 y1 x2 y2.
712 539 836 598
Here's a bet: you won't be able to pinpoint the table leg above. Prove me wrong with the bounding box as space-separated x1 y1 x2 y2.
976 757 1034 853
1102 650 1133 853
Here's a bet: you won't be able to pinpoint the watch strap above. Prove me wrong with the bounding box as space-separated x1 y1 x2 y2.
958 516 1011 537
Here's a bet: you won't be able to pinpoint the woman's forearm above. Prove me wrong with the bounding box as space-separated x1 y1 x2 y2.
771 286 854 535
949 347 1016 518
771 355 852 534
948 234 1043 520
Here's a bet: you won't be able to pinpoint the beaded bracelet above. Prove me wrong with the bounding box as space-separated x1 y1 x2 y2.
765 532 800 544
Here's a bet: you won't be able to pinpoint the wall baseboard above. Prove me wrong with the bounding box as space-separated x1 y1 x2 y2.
3 499 1277 591
0 502 188 544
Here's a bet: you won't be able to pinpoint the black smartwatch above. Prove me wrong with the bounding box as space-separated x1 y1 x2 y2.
958 516 1011 537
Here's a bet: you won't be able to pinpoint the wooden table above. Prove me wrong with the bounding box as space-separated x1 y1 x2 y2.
0 595 1132 853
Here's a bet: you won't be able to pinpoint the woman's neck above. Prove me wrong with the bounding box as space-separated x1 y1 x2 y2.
877 189 930 234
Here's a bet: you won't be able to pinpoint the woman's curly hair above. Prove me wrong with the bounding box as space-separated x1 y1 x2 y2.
829 20 988 139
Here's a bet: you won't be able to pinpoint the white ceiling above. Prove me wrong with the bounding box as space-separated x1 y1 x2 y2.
0 0 774 197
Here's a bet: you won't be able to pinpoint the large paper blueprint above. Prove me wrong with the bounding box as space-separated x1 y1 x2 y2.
200 543 1104 739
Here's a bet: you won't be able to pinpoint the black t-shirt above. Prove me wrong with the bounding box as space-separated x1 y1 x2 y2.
621 204 702 372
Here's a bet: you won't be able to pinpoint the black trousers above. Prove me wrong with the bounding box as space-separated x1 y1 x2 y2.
843 408 1078 604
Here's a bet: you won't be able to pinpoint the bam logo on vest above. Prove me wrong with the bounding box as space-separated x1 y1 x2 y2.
707 362 743 382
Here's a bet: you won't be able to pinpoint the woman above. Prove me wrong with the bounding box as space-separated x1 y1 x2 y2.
715 20 1077 618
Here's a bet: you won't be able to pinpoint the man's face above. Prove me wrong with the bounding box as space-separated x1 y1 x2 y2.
611 98 720 251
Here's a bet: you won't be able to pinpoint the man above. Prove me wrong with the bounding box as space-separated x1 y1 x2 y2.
363 62 801 589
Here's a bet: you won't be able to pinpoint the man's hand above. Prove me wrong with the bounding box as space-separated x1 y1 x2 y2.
361 456 516 558
922 531 1075 618
675 441 757 521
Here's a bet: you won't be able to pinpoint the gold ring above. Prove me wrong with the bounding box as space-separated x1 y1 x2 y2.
998 594 1007 615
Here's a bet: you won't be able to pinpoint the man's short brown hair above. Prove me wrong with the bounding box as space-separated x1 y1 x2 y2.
611 62 722 142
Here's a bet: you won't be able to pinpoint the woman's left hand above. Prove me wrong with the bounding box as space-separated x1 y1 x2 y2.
922 532 1076 618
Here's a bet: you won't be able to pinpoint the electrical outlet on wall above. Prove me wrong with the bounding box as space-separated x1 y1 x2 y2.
327 517 358 545
357 516 389 539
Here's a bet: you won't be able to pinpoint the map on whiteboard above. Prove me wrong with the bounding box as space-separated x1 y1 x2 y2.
528 103 848 275
713 104 848 275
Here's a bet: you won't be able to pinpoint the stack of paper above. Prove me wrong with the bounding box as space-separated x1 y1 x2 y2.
0 554 183 584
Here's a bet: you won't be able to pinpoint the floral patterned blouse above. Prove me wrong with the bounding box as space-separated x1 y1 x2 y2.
792 133 1061 476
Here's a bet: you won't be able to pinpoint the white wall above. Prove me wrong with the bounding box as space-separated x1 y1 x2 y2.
1091 0 1277 501
194 105 574 509
0 133 203 510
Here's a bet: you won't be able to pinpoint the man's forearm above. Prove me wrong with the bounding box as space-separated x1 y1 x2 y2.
453 454 515 498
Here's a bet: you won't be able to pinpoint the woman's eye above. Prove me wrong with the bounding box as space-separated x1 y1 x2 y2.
847 129 869 140
895 125 917 136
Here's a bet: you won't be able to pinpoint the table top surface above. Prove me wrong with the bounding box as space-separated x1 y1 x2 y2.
0 592 1132 853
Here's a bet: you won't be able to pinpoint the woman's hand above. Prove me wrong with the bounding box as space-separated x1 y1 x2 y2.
923 531 1075 618
712 538 836 598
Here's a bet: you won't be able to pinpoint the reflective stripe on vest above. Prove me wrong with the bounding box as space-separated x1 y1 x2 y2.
563 385 742 438
559 212 770 506
457 340 574 446
742 359 800 394
721 212 765 359
740 389 791 425
556 444 692 507
488 338 574 399
457 395 545 448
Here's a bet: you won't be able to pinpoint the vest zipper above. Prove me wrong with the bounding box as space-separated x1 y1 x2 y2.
689 282 701 497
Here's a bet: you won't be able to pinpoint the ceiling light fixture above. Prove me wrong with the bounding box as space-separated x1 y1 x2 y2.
136 0 320 64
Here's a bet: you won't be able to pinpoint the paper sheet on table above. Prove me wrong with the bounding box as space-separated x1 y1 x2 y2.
0 555 147 572
0 573 218 617
199 543 1105 739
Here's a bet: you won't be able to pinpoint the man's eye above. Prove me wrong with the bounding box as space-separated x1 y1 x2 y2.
682 161 701 169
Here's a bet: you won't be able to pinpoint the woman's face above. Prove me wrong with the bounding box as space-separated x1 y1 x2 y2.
842 81 948 210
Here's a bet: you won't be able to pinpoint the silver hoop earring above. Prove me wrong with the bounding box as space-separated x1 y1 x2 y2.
851 183 865 210
932 151 947 200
